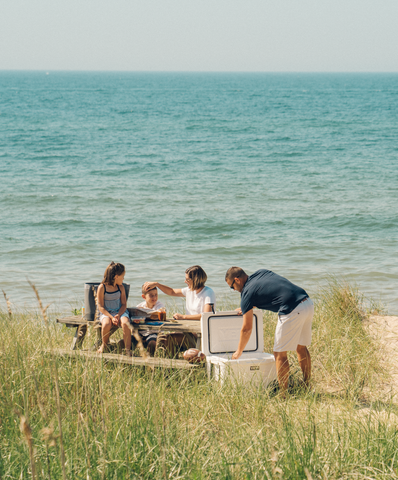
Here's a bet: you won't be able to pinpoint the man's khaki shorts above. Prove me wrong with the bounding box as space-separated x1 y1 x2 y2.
273 298 314 352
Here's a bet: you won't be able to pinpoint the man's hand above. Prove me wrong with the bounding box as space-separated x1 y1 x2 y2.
173 313 184 320
235 308 242 315
232 350 242 360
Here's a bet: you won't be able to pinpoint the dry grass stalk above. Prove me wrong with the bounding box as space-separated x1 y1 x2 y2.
32 372 47 421
53 365 68 480
98 373 107 480
41 423 58 480
304 467 314 480
270 450 282 477
28 281 67 480
41 424 59 447
161 400 167 480
155 331 168 355
27 280 50 325
19 415 37 480
132 328 149 360
2 289 12 318
77 412 91 470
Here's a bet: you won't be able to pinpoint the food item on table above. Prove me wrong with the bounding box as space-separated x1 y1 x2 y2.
131 317 146 324
183 348 206 363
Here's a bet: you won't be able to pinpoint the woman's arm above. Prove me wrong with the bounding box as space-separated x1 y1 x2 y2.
173 313 200 320
173 302 213 321
143 282 184 297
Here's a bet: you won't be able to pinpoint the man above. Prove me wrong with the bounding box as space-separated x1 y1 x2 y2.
225 267 314 393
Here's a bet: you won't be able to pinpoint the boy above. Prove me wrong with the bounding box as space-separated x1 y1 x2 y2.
134 285 165 355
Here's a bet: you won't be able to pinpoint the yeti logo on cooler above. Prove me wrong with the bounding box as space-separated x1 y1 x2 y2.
250 366 260 371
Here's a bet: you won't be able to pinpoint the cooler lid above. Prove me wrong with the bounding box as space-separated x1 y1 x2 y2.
201 310 264 357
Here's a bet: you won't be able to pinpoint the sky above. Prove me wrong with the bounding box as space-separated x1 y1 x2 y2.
1 0 397 72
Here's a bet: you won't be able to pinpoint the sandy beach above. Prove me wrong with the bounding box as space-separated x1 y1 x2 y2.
366 314 398 398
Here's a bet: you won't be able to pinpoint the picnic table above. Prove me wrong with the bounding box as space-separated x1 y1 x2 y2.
56 311 201 351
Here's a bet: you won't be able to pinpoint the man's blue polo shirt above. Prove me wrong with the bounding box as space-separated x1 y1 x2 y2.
240 269 308 315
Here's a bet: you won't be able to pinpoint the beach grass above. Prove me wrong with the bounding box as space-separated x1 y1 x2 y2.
0 280 397 479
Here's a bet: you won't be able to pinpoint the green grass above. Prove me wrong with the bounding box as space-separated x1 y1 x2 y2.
0 280 397 479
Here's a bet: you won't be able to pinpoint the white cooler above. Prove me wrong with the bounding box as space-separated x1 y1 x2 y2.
201 310 277 388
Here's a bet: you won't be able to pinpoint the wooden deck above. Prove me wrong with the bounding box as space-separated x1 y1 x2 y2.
51 348 201 370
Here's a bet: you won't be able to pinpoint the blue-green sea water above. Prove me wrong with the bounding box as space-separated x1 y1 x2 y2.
1 72 397 313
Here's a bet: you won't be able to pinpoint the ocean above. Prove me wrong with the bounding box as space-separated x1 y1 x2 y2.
0 72 397 314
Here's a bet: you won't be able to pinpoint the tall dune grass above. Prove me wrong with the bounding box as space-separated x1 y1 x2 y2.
0 280 397 479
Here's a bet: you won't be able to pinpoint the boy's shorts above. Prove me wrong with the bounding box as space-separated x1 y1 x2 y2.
132 331 158 349
273 298 314 352
132 332 196 351
99 310 129 324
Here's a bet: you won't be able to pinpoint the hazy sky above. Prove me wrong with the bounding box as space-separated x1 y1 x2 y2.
1 0 397 72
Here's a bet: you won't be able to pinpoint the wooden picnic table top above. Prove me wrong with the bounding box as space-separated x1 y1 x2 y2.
56 315 201 335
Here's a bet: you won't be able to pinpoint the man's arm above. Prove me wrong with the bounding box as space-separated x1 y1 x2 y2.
232 309 253 359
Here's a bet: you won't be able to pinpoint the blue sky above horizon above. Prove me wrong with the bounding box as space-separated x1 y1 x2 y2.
1 0 397 72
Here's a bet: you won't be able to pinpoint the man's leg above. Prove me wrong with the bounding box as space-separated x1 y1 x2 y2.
296 344 311 385
273 351 289 393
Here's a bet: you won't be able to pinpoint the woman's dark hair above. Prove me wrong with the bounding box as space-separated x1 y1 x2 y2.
185 265 207 291
102 262 125 286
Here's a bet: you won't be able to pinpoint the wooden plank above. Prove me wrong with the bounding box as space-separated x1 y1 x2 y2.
138 320 201 334
51 348 201 370
57 316 88 326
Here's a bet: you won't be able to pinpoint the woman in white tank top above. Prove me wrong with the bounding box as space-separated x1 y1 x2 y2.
143 265 216 320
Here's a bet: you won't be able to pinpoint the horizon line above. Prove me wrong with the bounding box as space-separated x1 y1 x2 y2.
1 69 398 74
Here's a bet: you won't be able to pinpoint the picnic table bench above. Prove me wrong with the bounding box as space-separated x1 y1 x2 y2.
52 348 201 370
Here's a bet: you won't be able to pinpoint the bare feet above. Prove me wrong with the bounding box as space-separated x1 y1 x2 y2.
97 344 107 354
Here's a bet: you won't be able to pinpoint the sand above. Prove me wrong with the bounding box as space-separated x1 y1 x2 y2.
365 314 398 398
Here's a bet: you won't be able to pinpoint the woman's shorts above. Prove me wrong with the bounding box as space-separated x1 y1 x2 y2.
273 298 314 352
99 310 129 324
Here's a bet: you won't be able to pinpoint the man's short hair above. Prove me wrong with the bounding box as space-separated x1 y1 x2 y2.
225 267 246 282
185 265 207 291
142 284 157 295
